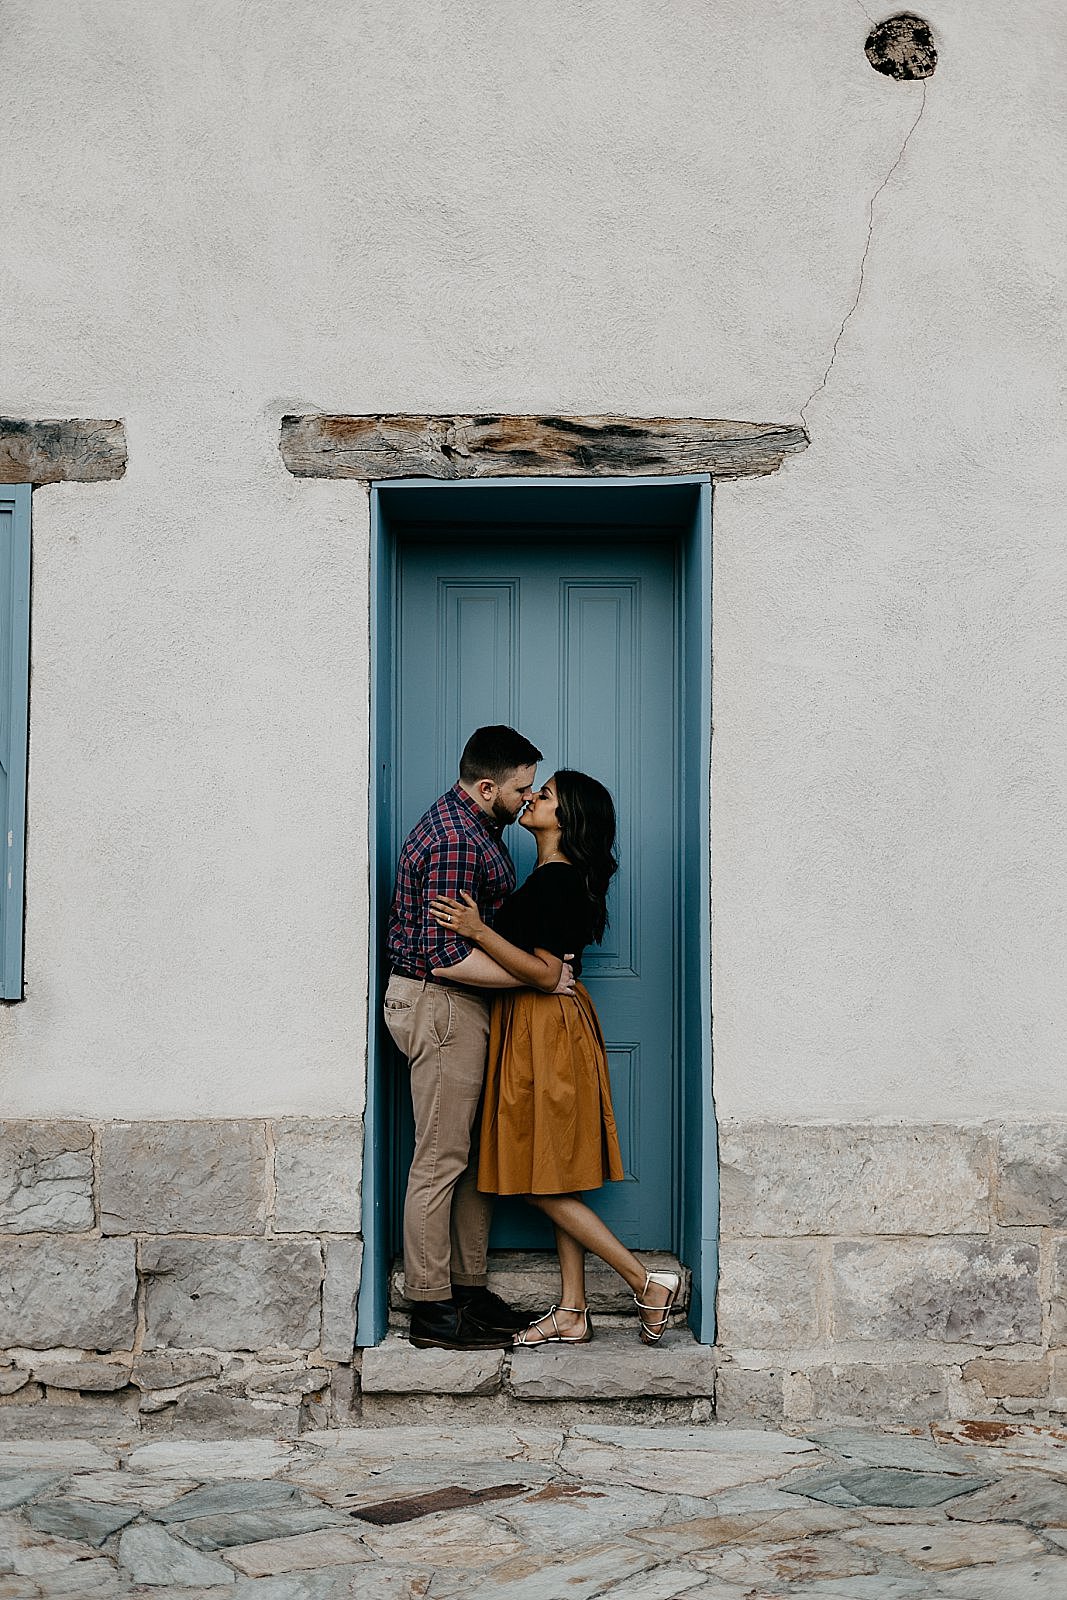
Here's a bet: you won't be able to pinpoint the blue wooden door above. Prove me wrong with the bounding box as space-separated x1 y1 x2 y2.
394 532 678 1247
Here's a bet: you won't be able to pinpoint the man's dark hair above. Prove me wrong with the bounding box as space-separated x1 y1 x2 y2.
460 725 542 784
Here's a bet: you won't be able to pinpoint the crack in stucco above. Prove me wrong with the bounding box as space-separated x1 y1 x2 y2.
800 80 927 429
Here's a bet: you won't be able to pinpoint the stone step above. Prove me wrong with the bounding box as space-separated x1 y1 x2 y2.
389 1250 690 1317
361 1326 716 1404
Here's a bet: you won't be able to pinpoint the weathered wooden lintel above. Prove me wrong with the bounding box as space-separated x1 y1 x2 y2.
279 413 808 483
0 418 127 485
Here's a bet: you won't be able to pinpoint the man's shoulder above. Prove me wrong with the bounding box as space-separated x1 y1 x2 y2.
403 790 478 853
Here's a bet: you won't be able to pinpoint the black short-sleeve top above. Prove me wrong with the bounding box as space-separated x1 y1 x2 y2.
493 862 596 977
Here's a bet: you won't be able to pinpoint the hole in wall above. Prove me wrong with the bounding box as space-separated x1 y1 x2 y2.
865 12 938 80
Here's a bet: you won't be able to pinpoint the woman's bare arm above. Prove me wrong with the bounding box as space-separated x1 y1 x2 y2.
431 949 524 988
429 892 565 993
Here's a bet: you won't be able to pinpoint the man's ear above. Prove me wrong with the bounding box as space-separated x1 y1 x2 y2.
477 778 496 803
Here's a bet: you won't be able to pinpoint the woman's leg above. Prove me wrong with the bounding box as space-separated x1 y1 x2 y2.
514 1216 590 1344
533 1193 645 1293
517 1193 675 1341
554 1223 588 1310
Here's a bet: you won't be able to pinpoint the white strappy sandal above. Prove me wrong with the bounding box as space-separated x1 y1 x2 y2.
635 1271 680 1344
513 1305 593 1346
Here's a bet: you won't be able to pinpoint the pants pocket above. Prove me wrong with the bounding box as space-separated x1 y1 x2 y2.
428 986 454 1048
384 996 414 1054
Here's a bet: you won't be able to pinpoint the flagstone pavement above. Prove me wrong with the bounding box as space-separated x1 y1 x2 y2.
1 1418 1067 1597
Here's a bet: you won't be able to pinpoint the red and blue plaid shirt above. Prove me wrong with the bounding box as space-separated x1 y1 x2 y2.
386 783 516 977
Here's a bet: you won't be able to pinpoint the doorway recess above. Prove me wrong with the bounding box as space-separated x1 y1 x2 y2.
360 476 716 1345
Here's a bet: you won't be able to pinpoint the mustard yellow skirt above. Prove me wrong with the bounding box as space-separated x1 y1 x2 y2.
478 982 625 1196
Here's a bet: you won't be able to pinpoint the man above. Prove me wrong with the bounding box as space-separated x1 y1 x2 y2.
384 725 571 1350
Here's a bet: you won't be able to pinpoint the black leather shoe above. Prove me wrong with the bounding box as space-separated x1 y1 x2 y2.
452 1285 530 1336
408 1300 511 1350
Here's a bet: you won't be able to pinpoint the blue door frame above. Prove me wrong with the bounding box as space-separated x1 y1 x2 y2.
357 475 717 1344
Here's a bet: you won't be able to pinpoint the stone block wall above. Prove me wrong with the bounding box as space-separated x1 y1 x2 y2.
3 1115 1065 1432
716 1121 1067 1424
0 1119 362 1437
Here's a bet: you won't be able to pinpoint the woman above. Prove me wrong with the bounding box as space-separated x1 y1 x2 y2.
429 769 679 1346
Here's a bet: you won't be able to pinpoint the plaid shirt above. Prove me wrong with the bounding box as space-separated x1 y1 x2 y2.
386 783 516 977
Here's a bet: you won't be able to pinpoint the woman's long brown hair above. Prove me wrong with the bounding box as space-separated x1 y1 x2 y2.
553 769 618 944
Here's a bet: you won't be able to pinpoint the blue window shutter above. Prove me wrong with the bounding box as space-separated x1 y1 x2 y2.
0 485 31 999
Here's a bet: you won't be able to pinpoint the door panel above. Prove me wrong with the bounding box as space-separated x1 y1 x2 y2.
394 532 677 1247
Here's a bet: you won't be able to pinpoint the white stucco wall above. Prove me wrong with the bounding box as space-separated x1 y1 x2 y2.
0 1 1062 1120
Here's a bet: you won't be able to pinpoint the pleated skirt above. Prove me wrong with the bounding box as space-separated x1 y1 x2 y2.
477 982 625 1196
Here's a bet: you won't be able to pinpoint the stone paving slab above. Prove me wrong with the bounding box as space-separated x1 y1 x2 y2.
228 1572 401 1600
0 1511 116 1577
118 1520 237 1584
153 1478 308 1522
936 1557 1067 1597
787 1580 938 1599
845 1517 1047 1568
944 1470 1067 1525
65 1469 200 1509
10 1559 132 1597
296 1423 563 1461
784 1464 993 1507
860 1504 952 1524
222 1528 372 1577
559 1428 823 1498
460 1538 656 1599
597 1569 708 1599
0 1440 117 1472
26 1495 139 1543
575 1423 819 1453
125 1439 297 1479
0 1472 65 1510
494 1481 683 1548
360 1506 523 1569
178 1504 347 1550
691 1533 879 1587
807 1425 981 1474
296 1456 556 1512
628 1502 862 1554
932 1418 1067 1468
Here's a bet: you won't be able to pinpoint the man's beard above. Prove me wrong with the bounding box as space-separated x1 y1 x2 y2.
490 798 520 826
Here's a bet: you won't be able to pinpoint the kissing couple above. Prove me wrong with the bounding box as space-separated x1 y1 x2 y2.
384 724 679 1351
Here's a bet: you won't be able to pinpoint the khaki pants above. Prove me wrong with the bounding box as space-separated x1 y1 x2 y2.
384 974 493 1303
